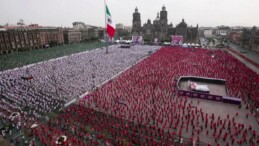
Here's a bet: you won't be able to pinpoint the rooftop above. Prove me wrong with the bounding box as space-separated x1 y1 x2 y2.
2 25 61 30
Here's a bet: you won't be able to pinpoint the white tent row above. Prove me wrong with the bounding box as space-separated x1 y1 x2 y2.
182 43 201 47
115 40 132 44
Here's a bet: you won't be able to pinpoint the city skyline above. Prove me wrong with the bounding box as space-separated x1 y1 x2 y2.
1 0 259 28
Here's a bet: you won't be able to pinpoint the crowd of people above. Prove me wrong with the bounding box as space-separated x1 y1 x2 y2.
76 46 258 145
1 45 258 145
0 45 160 135
32 104 195 146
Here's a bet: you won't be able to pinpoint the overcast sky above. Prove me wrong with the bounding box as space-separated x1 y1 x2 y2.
1 0 259 27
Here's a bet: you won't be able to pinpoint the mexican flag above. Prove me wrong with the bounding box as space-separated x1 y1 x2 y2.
106 4 115 38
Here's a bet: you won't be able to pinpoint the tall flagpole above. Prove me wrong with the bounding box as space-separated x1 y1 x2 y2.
104 0 108 54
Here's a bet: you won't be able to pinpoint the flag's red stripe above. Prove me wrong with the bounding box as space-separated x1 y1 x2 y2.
107 24 115 37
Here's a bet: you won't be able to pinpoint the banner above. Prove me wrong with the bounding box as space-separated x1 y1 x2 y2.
132 36 143 44
171 35 183 45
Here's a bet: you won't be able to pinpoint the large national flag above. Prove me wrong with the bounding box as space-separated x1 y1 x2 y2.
106 4 115 38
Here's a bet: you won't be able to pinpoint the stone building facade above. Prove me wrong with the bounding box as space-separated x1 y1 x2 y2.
72 22 104 41
63 29 82 44
132 6 199 43
0 25 64 54
215 26 230 37
242 26 259 52
38 27 64 47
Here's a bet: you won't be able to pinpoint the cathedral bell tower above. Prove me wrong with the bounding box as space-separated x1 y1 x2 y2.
159 5 168 41
132 7 142 35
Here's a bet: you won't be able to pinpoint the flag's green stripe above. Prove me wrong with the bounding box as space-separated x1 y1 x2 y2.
106 5 111 16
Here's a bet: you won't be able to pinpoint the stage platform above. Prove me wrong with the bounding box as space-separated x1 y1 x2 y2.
177 76 241 105
120 44 131 48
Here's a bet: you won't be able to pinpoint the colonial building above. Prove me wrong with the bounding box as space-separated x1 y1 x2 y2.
114 24 131 39
116 23 124 29
203 29 214 38
242 26 259 52
72 22 104 41
0 25 64 54
230 31 242 45
87 27 100 40
132 6 199 43
38 27 64 47
229 28 243 45
63 29 82 44
215 26 230 38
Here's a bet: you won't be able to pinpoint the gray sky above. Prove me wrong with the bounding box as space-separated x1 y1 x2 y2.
1 0 258 27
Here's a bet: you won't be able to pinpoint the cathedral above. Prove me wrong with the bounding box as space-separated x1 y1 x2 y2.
132 6 199 43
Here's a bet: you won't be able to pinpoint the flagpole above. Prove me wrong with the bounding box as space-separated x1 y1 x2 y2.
104 0 108 54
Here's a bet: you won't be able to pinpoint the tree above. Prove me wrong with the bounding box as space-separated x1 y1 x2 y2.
165 36 171 42
144 37 151 43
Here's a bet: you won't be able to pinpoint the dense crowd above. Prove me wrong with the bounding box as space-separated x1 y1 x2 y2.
1 45 258 145
32 104 195 146
0 45 160 132
76 46 258 145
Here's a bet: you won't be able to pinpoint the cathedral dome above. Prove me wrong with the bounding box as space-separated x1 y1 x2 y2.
177 19 187 27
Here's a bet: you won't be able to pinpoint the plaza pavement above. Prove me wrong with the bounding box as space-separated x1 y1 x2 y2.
229 43 259 65
226 43 259 73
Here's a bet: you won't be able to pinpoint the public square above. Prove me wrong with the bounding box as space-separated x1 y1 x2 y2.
1 0 259 146
0 43 258 146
